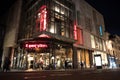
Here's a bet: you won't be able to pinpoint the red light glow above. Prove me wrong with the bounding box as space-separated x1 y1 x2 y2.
38 34 50 38
40 5 47 31
25 44 48 48
74 21 77 40
35 5 47 32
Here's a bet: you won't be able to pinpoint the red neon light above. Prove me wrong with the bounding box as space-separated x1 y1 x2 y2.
74 21 77 40
40 5 47 31
35 5 47 32
25 44 48 48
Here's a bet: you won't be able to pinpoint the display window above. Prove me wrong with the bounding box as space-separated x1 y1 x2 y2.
12 42 73 70
77 49 90 69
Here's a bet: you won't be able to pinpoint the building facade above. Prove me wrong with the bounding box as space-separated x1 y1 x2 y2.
106 33 120 68
73 0 108 69
0 21 6 68
2 0 119 70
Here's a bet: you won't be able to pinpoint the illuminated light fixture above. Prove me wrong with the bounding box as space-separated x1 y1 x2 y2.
28 56 34 61
51 56 55 60
61 11 64 14
55 7 60 12
38 34 50 38
74 21 77 40
25 43 48 48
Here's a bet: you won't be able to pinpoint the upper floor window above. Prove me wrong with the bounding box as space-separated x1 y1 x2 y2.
85 17 92 31
91 35 95 48
76 27 83 45
99 25 103 36
77 11 80 25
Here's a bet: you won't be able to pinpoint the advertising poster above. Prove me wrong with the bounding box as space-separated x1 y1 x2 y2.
94 55 102 69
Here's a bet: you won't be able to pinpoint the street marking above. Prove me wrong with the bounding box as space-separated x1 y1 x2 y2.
24 76 46 79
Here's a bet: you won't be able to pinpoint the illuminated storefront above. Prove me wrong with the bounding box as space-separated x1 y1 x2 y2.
12 38 73 70
77 49 91 68
12 0 75 70
106 40 117 68
91 34 108 69
92 51 108 69
74 27 92 69
108 55 116 68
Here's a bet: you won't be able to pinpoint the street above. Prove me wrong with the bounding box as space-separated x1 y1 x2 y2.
0 69 120 80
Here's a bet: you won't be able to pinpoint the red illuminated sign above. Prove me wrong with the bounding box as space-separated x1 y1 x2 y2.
74 21 77 40
36 5 47 32
25 44 48 48
40 5 47 31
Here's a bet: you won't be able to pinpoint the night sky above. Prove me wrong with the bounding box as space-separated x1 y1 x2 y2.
0 0 120 36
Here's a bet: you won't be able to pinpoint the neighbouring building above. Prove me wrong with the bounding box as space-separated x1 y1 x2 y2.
73 0 108 69
106 32 120 68
1 0 119 70
0 8 12 68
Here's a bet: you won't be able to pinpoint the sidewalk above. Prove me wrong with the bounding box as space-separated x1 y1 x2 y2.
1 67 120 72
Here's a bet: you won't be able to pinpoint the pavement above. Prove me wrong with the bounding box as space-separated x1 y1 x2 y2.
0 67 120 73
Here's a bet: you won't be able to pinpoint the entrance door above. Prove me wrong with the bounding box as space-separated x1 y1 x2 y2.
94 55 102 69
33 53 50 70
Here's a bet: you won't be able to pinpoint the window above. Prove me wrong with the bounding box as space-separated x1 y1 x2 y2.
77 11 80 25
49 22 55 33
99 25 103 36
95 37 99 49
85 17 92 31
76 27 83 45
103 40 106 51
91 35 95 48
99 38 103 50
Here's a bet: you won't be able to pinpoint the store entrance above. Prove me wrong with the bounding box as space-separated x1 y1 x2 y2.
27 52 50 70
27 48 73 70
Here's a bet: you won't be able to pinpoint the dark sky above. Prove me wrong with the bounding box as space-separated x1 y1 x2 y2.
0 0 120 36
0 0 15 15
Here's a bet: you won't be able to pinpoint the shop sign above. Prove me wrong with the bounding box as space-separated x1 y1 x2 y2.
40 5 47 31
36 5 47 32
25 43 48 48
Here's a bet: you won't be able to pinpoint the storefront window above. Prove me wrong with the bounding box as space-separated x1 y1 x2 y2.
76 27 83 45
92 51 108 68
13 42 73 70
77 49 90 68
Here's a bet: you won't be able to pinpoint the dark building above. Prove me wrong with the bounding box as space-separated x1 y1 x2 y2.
0 13 8 68
0 24 5 68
